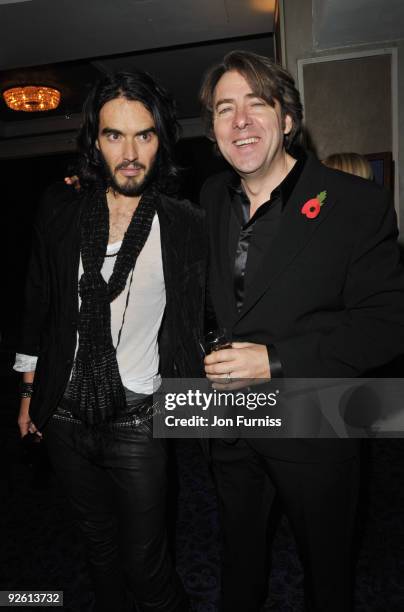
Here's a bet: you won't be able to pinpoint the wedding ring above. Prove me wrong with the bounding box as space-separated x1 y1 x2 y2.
226 372 232 383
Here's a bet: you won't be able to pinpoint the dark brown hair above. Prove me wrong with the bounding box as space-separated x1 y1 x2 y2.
77 71 180 192
199 50 303 151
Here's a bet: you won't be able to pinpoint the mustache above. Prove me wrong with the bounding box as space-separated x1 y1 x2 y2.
115 160 146 172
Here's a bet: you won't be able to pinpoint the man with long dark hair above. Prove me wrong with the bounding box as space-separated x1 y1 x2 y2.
200 51 404 612
15 71 205 611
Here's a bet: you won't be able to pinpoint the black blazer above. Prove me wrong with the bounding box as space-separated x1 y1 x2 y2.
201 153 404 461
19 183 206 430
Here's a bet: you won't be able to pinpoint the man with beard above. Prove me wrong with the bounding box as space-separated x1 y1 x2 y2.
200 51 404 612
15 71 205 612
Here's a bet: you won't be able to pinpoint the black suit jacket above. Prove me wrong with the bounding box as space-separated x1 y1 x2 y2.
201 153 404 461
19 183 206 430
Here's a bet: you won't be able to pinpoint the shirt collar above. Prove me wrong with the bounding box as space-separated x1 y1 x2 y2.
228 148 307 210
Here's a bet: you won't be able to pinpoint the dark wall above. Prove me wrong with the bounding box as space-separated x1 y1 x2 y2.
176 136 229 201
2 152 77 347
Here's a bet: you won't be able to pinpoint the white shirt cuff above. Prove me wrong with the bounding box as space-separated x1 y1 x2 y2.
14 353 38 372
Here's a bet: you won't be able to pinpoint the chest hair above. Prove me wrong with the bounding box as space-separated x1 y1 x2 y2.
108 204 137 244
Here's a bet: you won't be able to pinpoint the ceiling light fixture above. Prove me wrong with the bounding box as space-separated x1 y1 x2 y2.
2 85 61 112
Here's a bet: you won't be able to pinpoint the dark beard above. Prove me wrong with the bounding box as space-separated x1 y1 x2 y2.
100 155 158 197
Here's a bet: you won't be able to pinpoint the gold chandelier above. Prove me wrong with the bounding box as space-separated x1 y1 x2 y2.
2 85 61 112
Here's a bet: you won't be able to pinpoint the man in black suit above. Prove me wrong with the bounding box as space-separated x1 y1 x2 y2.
200 51 404 612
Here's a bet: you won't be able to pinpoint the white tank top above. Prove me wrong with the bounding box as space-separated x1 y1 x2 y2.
14 214 166 396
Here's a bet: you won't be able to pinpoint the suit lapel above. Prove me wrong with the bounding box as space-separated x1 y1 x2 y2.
238 154 338 320
156 195 179 298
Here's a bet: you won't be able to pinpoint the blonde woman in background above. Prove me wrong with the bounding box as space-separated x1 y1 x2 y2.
323 152 374 180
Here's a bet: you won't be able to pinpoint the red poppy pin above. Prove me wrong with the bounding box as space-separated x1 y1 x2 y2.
301 191 327 219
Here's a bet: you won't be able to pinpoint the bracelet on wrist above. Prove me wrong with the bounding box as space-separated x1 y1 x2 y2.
20 381 33 399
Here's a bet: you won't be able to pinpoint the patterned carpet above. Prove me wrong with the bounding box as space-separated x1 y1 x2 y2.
2 367 404 611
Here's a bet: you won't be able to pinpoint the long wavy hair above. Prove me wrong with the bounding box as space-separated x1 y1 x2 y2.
77 71 180 192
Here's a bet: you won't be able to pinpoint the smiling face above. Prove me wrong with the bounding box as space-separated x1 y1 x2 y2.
212 70 293 181
96 97 159 197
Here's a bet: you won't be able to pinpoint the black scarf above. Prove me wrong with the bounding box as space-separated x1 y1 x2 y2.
65 186 157 425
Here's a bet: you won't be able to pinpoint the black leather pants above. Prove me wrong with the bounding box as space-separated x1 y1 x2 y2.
44 392 188 612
